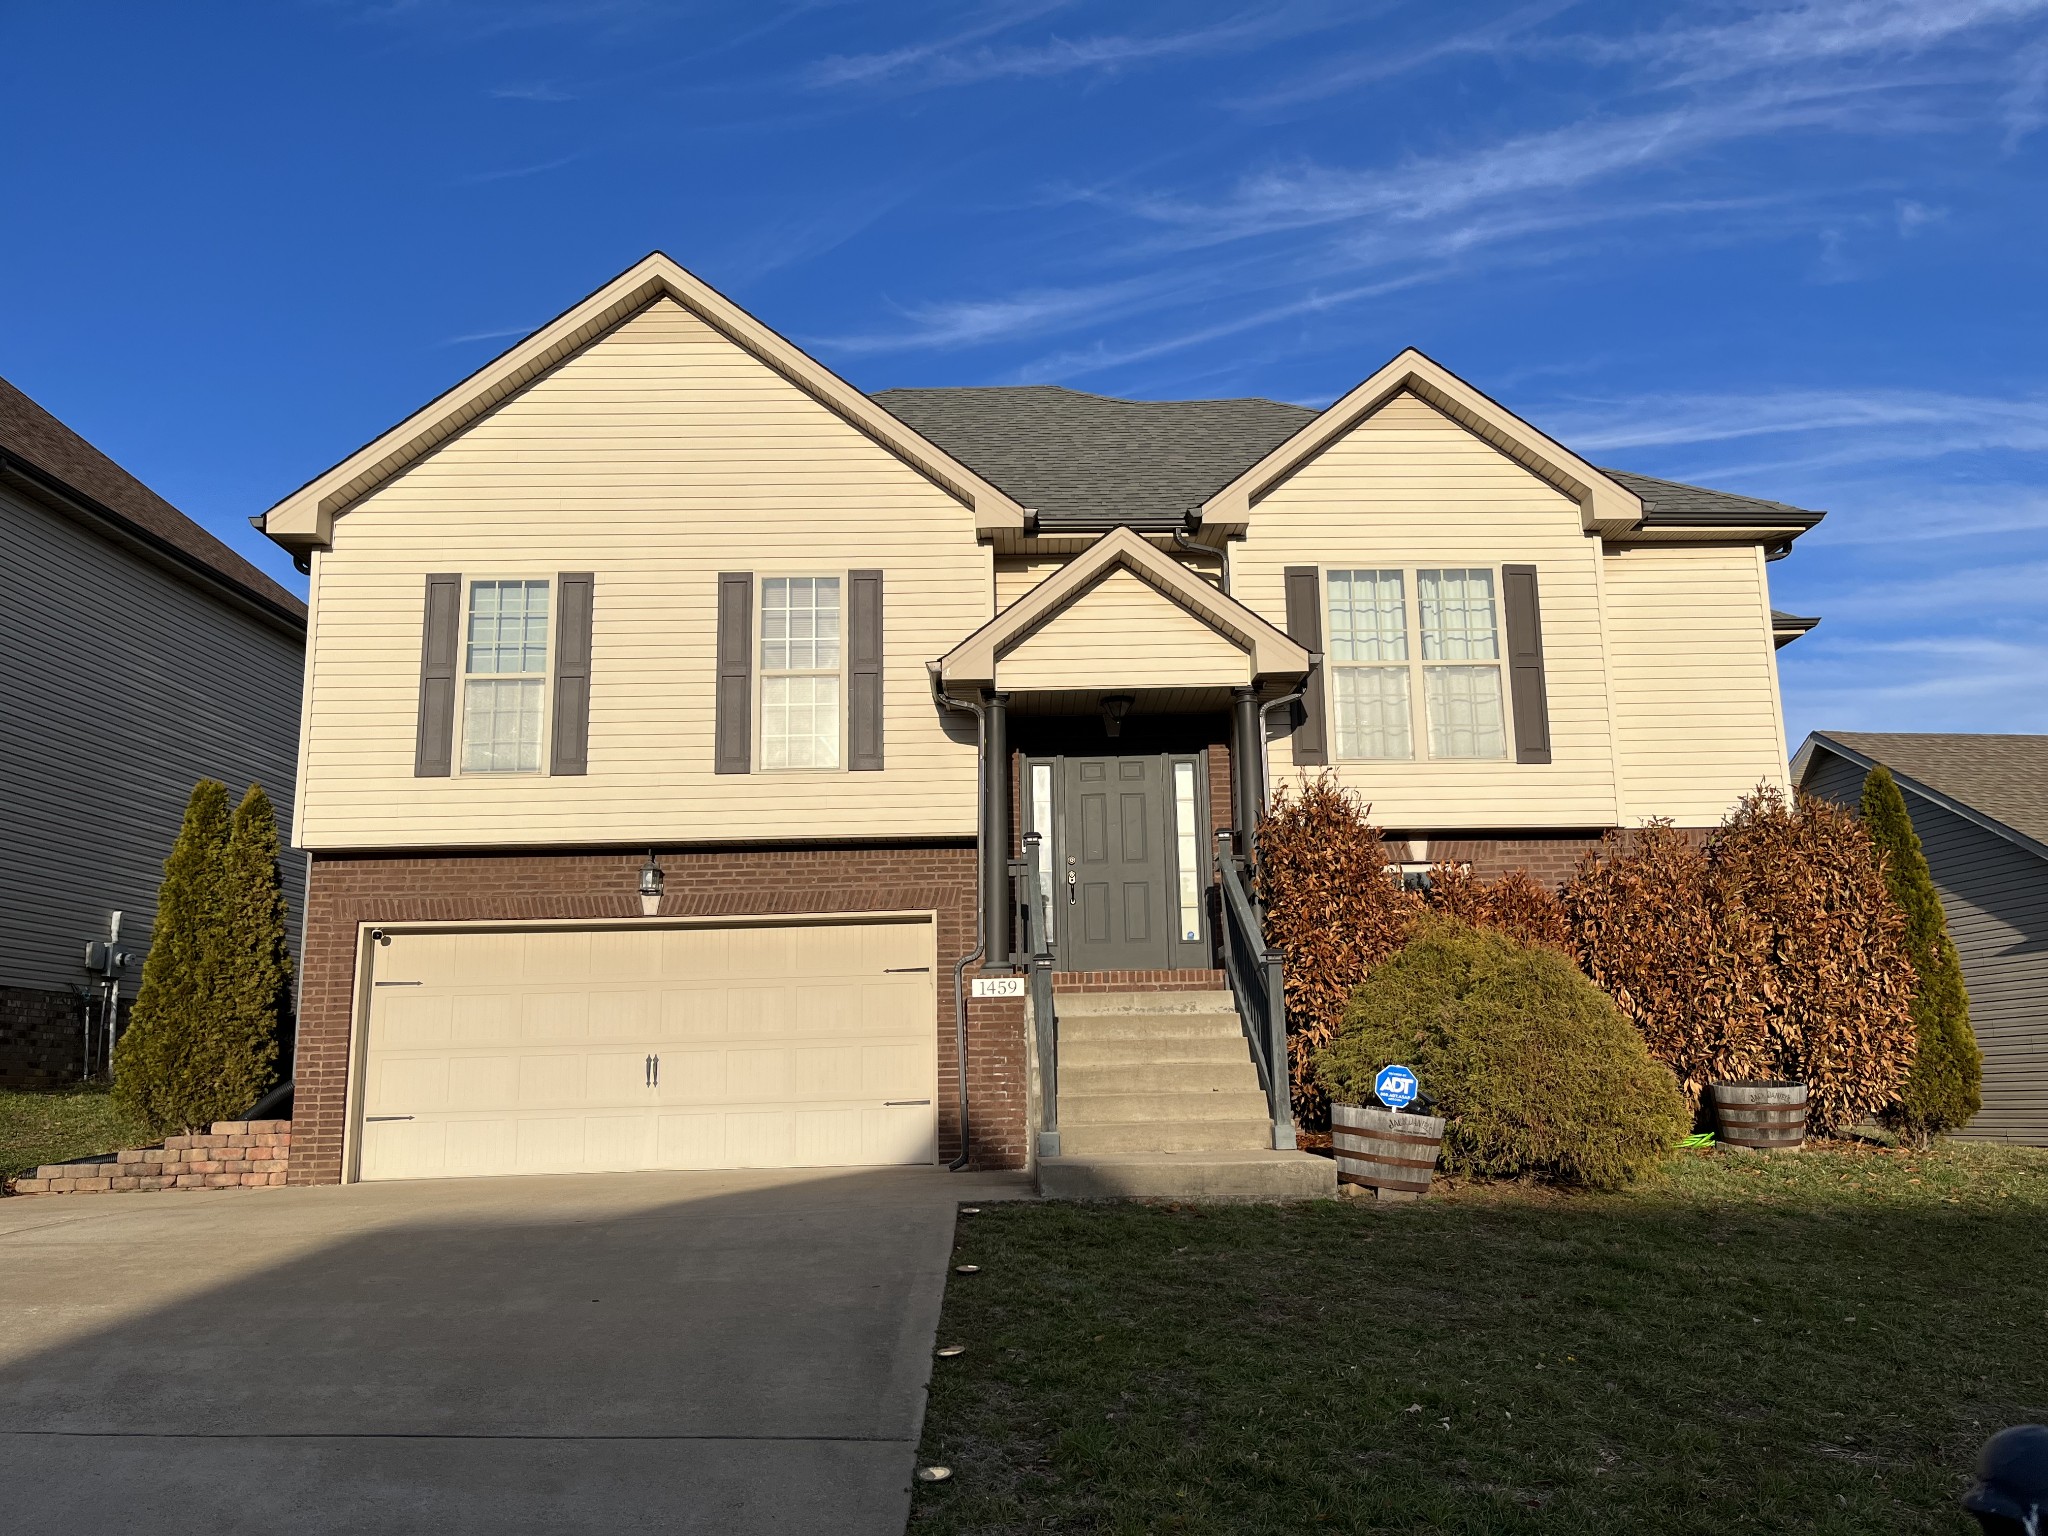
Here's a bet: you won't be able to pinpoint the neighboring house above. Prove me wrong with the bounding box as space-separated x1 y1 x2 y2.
1796 732 2048 1146
0 375 306 1086
259 252 1822 1190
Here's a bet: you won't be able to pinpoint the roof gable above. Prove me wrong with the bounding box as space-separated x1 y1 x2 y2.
263 253 1028 551
1198 348 1643 538
1797 731 2048 858
941 526 1309 687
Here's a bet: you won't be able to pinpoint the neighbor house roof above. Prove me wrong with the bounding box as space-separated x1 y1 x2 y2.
1800 731 2048 857
870 382 1824 538
0 373 306 625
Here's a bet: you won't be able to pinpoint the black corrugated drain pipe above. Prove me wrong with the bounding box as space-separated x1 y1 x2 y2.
928 663 984 1172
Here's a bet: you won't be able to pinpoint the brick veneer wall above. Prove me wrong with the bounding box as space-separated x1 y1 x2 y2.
297 845 1027 1184
13 1120 291 1195
0 985 86 1087
1052 969 1228 993
1388 830 1715 888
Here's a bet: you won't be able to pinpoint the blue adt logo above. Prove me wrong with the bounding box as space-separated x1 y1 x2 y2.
1374 1064 1419 1111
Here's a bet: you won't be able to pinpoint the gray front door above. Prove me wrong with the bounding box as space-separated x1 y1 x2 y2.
1060 755 1172 971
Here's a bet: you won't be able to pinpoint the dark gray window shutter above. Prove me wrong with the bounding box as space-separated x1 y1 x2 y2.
1501 563 1552 764
715 572 753 774
1282 566 1328 765
550 573 594 775
848 569 884 771
414 573 461 777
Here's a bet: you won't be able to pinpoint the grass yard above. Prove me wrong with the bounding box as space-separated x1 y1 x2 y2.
914 1140 2048 1535
0 1084 152 1185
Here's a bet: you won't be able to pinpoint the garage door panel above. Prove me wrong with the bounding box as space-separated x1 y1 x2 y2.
659 987 729 1039
793 1044 864 1098
521 992 589 1043
358 918 937 1181
447 1054 518 1109
371 990 451 1051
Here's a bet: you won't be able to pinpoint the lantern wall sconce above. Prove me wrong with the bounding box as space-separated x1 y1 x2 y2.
638 850 666 916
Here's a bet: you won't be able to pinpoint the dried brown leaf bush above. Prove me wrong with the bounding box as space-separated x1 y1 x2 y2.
1711 786 1914 1134
1425 862 1572 952
1255 773 1418 1127
1562 822 1770 1116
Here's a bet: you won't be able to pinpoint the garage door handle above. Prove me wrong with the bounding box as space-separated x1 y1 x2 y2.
883 966 930 973
364 1115 414 1122
645 1053 659 1088
884 1099 932 1107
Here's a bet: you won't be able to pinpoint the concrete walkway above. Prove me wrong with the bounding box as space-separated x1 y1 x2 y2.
0 1166 1029 1535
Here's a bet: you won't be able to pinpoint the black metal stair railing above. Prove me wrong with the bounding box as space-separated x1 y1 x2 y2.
1215 829 1297 1152
1013 831 1060 1159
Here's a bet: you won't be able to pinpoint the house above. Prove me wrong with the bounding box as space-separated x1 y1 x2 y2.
0 375 306 1086
1795 732 2048 1146
258 252 1821 1193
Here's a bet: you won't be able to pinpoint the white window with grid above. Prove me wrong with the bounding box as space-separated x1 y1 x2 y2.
1326 568 1412 760
461 579 550 774
759 575 842 770
1417 568 1507 760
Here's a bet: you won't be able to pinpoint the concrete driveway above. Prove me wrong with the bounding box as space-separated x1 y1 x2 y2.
0 1166 1026 1535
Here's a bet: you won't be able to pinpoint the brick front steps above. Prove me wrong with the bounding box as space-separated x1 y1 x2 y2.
12 1120 291 1195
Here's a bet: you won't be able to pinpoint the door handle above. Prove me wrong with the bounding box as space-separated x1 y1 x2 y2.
1067 869 1077 905
364 1115 414 1122
652 1054 659 1088
644 1053 654 1088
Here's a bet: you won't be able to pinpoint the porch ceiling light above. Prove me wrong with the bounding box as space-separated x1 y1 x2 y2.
1100 694 1135 737
638 850 666 916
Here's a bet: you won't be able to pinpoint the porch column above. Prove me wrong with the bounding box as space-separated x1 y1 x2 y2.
983 690 1011 964
1232 685 1263 854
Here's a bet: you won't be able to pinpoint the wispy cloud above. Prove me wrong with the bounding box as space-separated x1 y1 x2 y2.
491 82 575 101
806 3 1345 91
457 153 579 184
1545 388 2048 461
1235 0 1581 111
438 326 535 347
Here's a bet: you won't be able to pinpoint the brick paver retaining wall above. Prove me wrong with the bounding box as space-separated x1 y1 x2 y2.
13 1120 291 1195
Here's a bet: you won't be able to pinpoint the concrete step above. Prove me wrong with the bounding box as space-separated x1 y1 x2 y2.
1056 1011 1244 1042
1059 1034 1253 1069
1038 1149 1337 1202
1059 1060 1257 1097
1060 1088 1272 1125
1057 1118 1275 1155
1055 990 1236 1016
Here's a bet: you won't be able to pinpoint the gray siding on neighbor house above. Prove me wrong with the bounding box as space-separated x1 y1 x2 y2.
1805 749 2048 1145
0 480 305 997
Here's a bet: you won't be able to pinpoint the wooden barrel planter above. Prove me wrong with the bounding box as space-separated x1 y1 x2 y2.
1331 1103 1446 1202
1709 1080 1808 1152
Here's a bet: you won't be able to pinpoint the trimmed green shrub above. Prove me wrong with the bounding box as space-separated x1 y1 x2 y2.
1315 919 1688 1190
1862 766 1981 1139
113 780 292 1135
114 780 233 1133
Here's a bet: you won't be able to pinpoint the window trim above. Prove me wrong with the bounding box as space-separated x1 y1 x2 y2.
1324 564 1516 764
455 575 556 777
753 570 849 774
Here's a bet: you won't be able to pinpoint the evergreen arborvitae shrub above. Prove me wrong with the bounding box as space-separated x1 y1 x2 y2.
1861 766 1981 1139
217 782 293 1110
1314 919 1689 1190
114 779 233 1134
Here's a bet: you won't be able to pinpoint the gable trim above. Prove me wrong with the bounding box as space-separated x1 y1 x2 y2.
1197 349 1643 538
261 253 1029 551
1794 733 2048 866
940 526 1310 688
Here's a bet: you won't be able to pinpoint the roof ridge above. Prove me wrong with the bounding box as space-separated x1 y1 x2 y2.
872 382 1317 412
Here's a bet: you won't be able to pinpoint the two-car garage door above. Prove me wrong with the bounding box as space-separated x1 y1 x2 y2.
355 917 937 1182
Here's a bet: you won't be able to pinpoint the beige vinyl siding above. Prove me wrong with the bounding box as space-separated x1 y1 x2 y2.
1604 544 1789 824
997 567 1249 692
298 296 985 849
996 555 1071 610
1233 391 1620 827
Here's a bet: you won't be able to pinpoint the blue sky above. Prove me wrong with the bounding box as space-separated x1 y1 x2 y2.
3 1 2045 746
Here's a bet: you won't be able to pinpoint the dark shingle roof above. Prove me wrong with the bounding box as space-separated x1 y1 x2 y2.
1809 732 2048 851
870 384 1823 535
1601 469 1824 530
873 385 1314 530
1772 610 1820 631
0 374 305 622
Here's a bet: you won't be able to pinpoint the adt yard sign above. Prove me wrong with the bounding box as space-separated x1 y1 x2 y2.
1374 1064 1419 1111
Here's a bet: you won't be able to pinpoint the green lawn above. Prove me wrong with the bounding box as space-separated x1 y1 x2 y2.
914 1141 2048 1534
0 1084 153 1185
